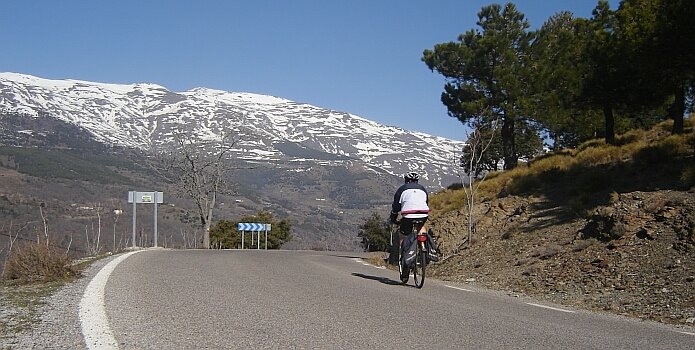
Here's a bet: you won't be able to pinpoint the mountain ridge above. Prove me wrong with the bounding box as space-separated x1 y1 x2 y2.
0 71 466 252
0 72 464 189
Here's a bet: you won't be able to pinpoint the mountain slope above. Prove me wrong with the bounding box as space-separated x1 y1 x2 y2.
427 121 695 325
0 71 467 252
0 72 464 188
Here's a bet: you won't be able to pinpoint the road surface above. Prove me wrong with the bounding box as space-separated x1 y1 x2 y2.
79 249 694 349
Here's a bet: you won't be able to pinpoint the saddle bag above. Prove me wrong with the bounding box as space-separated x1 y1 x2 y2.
401 234 418 267
426 229 440 262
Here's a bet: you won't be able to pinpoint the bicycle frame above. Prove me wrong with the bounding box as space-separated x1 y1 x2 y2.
398 219 427 288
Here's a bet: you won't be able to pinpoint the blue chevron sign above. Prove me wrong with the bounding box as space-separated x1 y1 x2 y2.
237 223 271 231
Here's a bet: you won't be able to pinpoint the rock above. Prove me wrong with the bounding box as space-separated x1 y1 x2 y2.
429 189 695 327
513 204 526 216
636 228 653 240
591 259 609 269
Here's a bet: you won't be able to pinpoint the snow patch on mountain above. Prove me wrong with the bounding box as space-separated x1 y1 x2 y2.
0 72 465 188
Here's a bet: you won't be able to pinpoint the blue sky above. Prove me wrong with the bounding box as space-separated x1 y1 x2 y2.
1 1 617 141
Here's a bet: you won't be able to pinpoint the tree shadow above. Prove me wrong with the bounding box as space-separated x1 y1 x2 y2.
524 199 578 230
506 150 694 225
351 272 402 286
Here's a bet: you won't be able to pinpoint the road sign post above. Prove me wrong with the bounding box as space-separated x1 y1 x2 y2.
237 223 271 249
128 191 164 248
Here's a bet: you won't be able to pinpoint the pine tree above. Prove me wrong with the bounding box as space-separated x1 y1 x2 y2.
528 11 602 148
423 3 534 169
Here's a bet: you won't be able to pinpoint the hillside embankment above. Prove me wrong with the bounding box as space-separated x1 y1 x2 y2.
427 121 695 326
430 191 694 325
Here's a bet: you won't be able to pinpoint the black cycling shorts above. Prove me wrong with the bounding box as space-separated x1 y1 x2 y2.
399 217 428 236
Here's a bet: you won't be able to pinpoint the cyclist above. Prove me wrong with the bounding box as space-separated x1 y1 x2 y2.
390 171 429 281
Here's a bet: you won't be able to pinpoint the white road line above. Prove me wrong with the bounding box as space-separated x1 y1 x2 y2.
678 331 695 336
354 258 369 266
354 257 387 269
445 285 474 292
79 250 143 349
526 302 576 314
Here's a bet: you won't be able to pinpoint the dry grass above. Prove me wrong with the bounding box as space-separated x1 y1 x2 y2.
429 187 468 213
432 118 695 215
681 164 695 187
365 252 388 267
0 241 80 344
2 242 78 285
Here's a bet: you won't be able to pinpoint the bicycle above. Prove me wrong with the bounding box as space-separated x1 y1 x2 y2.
396 218 428 289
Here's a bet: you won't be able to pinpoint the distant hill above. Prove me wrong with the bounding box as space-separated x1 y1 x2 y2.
0 72 465 257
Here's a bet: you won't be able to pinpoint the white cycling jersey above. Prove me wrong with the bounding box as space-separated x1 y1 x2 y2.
391 182 429 219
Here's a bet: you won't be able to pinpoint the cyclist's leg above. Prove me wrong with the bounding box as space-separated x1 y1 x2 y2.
398 219 413 249
399 218 414 282
415 216 428 233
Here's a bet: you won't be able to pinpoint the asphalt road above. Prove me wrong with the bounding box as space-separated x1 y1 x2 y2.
95 249 693 349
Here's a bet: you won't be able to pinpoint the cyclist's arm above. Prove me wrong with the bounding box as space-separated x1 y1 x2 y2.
390 186 405 223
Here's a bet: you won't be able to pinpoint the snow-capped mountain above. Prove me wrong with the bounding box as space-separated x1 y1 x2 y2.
0 72 464 187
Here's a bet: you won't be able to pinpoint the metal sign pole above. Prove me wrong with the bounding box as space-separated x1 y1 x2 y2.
128 191 164 249
152 191 157 247
238 223 271 250
132 193 137 248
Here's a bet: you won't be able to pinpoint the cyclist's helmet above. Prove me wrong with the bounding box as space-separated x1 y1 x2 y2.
404 172 419 182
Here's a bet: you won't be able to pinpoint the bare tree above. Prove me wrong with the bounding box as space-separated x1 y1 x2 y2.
445 117 499 260
39 203 48 246
84 225 91 255
2 221 27 277
158 128 241 249
113 208 122 253
94 203 103 254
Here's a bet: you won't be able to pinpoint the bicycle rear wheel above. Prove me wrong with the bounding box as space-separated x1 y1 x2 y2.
413 244 426 288
399 255 409 284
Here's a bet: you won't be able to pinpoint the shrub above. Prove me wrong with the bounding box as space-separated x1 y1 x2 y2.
532 154 572 175
615 129 644 146
575 144 624 166
608 191 620 205
681 164 695 188
507 175 541 194
366 252 387 267
579 211 625 242
430 186 468 213
634 134 691 165
447 182 463 190
358 212 390 252
2 243 78 284
431 119 694 215
576 139 606 153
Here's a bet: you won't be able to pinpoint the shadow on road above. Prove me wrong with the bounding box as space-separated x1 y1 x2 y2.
351 272 402 286
334 255 365 259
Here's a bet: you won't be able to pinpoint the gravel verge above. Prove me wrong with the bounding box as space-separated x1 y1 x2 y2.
1 254 116 349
